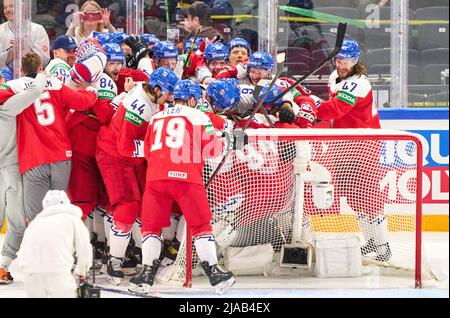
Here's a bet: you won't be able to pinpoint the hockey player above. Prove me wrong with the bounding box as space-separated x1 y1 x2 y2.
66 42 127 269
129 79 236 295
316 39 380 129
45 35 78 84
152 40 179 71
183 36 204 55
315 40 390 262
0 72 48 284
140 33 160 50
66 43 122 221
202 42 238 84
96 67 179 285
115 36 152 94
2 52 99 223
228 38 251 67
10 190 92 298
240 51 274 86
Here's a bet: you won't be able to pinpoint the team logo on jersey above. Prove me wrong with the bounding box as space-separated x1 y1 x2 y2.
98 90 115 100
336 90 357 106
124 110 144 126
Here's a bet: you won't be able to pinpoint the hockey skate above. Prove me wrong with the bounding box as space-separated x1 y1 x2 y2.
100 245 109 274
200 261 235 295
93 240 105 271
128 259 162 295
0 268 13 285
106 256 125 285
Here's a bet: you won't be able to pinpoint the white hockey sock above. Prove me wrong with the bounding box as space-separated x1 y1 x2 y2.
357 213 389 246
142 234 162 266
194 234 218 266
84 213 94 240
93 207 107 243
109 222 132 258
132 220 142 249
0 255 12 270
104 213 113 245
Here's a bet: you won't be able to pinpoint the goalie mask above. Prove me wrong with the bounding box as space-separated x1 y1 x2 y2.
71 38 107 83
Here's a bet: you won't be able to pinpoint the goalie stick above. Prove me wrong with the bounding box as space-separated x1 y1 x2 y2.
206 23 347 188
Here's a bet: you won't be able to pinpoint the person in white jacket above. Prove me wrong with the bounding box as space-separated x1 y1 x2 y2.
10 190 92 298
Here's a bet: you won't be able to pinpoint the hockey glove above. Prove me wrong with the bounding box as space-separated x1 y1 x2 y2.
213 65 238 79
224 128 248 151
294 100 317 129
277 103 296 124
125 36 152 69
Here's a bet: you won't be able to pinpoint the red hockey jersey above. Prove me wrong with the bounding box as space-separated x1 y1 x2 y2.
97 84 159 162
144 105 225 185
316 70 381 128
1 77 98 173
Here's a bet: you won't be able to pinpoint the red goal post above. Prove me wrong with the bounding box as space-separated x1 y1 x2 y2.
161 129 424 289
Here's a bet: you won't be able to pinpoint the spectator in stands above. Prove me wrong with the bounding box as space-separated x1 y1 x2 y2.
0 0 50 69
66 0 117 43
180 1 224 40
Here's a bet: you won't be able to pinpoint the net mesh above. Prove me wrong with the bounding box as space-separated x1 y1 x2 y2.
155 132 424 285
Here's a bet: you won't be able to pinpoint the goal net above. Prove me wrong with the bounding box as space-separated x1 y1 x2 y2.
156 129 426 288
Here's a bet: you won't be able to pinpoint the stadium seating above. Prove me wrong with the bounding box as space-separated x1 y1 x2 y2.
414 7 449 51
421 48 450 68
364 48 419 67
422 64 449 84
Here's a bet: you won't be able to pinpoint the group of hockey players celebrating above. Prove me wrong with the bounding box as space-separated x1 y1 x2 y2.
0 23 383 297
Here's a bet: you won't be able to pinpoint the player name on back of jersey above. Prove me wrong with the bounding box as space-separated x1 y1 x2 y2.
168 171 188 180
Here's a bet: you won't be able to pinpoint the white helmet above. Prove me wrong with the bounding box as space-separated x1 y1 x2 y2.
42 190 71 209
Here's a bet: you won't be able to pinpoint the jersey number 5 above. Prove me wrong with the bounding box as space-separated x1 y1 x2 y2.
34 91 55 126
151 118 186 152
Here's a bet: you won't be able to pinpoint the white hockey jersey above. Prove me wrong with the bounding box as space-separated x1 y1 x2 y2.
45 58 71 84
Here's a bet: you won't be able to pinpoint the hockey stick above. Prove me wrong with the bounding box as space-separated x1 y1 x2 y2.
205 73 280 189
98 286 160 298
182 30 201 80
252 78 276 127
263 23 347 111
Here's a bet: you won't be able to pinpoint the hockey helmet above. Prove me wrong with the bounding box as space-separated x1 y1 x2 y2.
153 40 179 60
206 78 241 111
248 51 275 72
204 42 229 62
149 67 179 94
103 43 124 62
229 38 251 55
259 84 284 109
336 39 361 61
174 79 203 102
